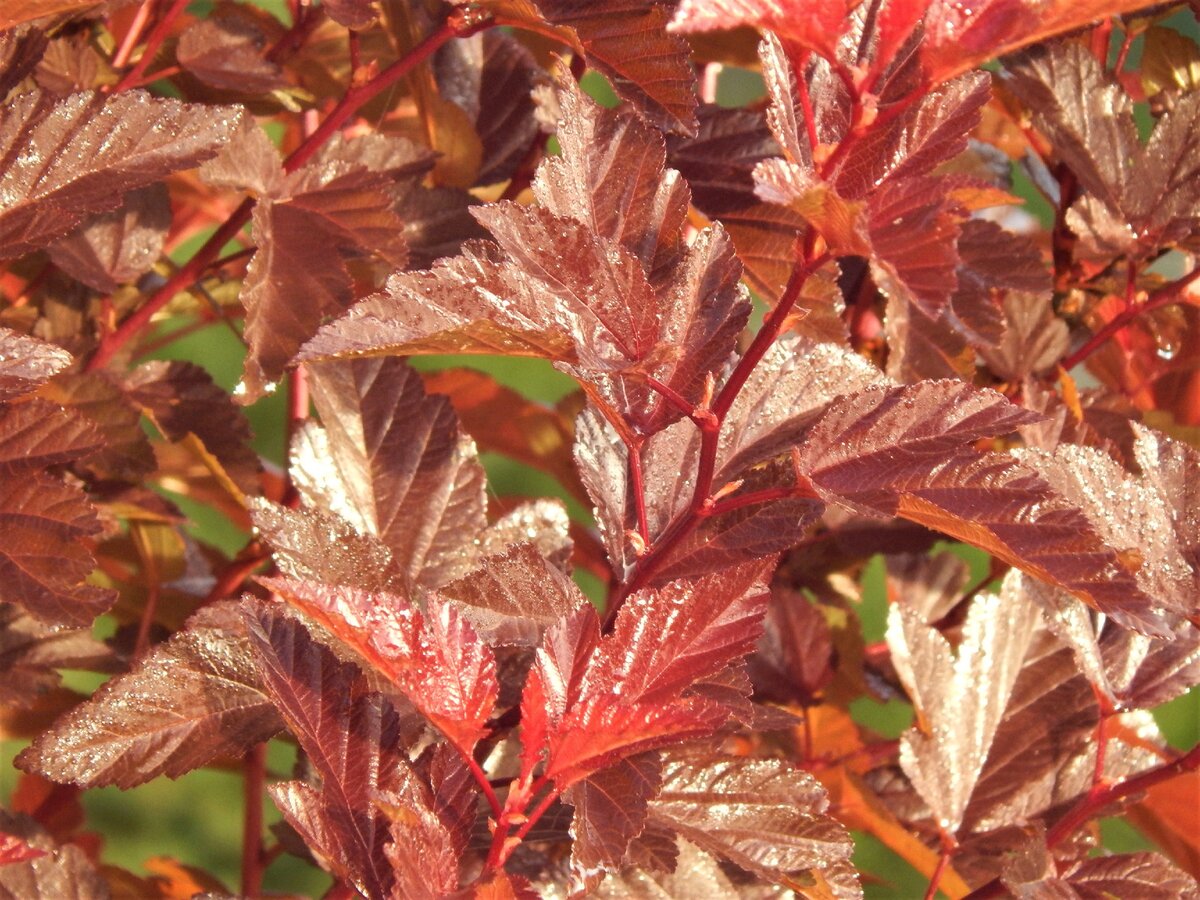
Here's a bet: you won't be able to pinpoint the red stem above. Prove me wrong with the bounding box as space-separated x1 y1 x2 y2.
606 239 827 625
706 481 818 518
1060 266 1200 372
465 755 504 821
112 0 155 71
628 445 650 544
924 849 951 900
241 741 267 897
964 741 1200 899
86 12 487 373
114 0 190 91
133 581 160 658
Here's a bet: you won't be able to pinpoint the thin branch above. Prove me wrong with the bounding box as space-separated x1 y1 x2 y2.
964 741 1200 899
112 0 156 71
465 754 504 821
1060 265 1200 372
241 741 267 898
86 11 490 372
114 0 189 91
605 238 828 625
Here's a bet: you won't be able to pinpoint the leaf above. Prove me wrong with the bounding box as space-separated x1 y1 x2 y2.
0 90 241 260
0 602 111 709
534 0 698 135
249 498 394 591
889 454 1167 637
437 543 585 647
176 13 288 95
1013 425 1199 629
0 397 103 472
795 380 1038 512
246 605 413 900
669 0 852 61
1127 773 1200 879
37 371 155 481
265 578 498 758
46 183 170 293
0 28 48 101
887 572 1041 833
1062 853 1200 899
422 367 588 507
294 356 487 591
0 833 44 867
0 330 72 402
922 0 1167 86
647 752 857 889
0 472 113 626
0 812 106 900
749 587 834 705
304 83 748 436
1027 576 1200 714
718 336 888 479
526 562 773 788
866 177 962 319
125 360 260 496
1005 43 1136 213
1006 44 1200 257
17 601 282 789
239 136 430 401
833 72 992 200
434 31 542 186
594 838 744 899
324 0 379 28
564 752 662 893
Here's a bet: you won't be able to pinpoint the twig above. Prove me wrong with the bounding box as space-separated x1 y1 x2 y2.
114 0 189 92
241 741 267 897
1060 265 1200 372
964 741 1200 899
87 10 490 373
605 238 829 625
112 0 156 71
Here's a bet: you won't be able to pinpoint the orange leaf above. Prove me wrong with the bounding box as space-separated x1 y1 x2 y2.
821 768 971 899
1126 771 1200 879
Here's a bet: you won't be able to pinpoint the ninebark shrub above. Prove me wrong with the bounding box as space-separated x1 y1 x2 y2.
0 0 1198 897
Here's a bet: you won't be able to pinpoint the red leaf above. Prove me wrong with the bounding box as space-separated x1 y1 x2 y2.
266 578 498 758
176 12 288 95
434 31 541 186
246 605 416 900
125 360 260 496
0 397 103 472
239 136 430 400
564 752 662 892
0 329 72 402
647 751 856 888
669 0 852 61
303 84 748 436
438 543 586 647
795 380 1039 512
0 602 111 710
0 813 106 899
0 833 46 867
524 562 773 788
46 184 170 293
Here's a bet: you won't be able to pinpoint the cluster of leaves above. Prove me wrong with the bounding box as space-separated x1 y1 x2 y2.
1 0 1199 898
